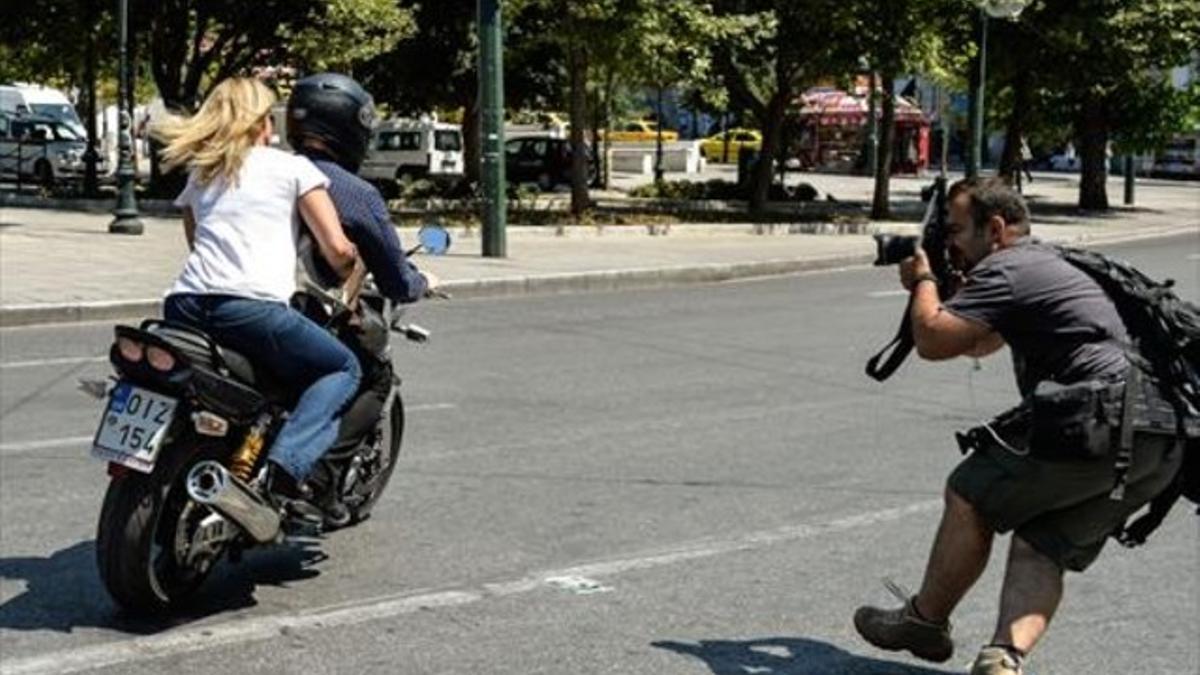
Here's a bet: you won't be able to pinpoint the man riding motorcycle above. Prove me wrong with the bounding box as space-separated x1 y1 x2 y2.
286 72 436 304
281 73 438 523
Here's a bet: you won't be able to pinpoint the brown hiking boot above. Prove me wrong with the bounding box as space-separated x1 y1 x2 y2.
969 646 1024 675
853 580 954 663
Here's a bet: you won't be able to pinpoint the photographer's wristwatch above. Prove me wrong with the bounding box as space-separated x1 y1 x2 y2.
912 273 938 289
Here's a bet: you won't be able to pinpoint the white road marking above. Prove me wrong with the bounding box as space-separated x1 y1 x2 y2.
545 575 613 595
0 405 456 456
0 435 93 453
0 356 108 369
867 290 909 298
0 499 939 675
407 403 457 412
1187 253 1200 261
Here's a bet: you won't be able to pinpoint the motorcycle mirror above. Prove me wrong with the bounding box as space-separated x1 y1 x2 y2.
417 223 451 256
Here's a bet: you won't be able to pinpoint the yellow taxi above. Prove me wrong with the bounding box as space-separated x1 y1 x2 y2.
699 128 762 163
603 120 679 143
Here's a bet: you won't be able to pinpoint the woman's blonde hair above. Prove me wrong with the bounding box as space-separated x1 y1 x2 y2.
154 77 276 186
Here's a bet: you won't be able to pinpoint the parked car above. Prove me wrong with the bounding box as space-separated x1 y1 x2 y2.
603 120 679 143
0 113 106 187
699 128 762 163
1152 132 1200 178
0 83 86 137
505 136 592 191
359 118 465 190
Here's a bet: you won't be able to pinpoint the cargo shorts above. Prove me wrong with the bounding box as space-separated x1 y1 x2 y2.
948 432 1182 572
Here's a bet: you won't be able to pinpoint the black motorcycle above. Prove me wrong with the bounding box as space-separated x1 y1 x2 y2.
85 227 450 614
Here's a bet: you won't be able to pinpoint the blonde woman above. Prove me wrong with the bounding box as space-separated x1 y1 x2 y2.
156 77 361 504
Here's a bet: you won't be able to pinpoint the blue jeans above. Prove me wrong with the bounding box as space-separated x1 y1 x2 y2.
164 294 362 480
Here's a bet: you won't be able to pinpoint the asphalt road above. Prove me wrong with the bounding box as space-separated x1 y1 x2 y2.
1 234 1197 675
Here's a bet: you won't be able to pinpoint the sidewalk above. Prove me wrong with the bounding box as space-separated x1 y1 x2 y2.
1 175 1196 326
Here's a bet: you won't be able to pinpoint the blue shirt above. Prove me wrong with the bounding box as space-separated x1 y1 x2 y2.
302 151 427 304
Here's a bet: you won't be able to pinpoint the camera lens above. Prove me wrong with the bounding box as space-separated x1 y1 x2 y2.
873 234 919 266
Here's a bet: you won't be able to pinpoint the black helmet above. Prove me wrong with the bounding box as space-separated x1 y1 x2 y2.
287 73 376 172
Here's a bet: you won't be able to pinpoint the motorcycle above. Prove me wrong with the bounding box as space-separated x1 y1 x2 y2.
83 226 451 614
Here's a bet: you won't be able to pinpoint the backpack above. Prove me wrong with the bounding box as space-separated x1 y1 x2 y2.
1056 245 1200 546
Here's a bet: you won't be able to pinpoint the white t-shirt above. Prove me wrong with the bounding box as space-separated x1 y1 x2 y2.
169 146 329 303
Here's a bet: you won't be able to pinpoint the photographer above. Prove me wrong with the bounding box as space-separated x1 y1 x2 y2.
853 178 1182 675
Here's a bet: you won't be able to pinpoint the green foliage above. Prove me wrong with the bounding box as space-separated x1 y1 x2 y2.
286 0 415 73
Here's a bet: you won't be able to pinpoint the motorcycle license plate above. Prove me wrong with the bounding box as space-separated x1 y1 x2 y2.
91 382 178 473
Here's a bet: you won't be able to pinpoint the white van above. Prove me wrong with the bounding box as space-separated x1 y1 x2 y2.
0 83 86 137
359 118 464 186
0 113 107 186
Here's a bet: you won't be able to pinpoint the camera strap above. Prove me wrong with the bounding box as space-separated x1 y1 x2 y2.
865 297 915 382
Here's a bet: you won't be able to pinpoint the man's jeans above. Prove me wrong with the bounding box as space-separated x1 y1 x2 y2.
164 294 361 480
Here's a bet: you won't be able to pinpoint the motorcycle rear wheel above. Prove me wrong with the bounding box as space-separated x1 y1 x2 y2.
96 439 229 614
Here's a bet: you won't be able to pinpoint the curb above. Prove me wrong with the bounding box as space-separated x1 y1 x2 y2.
1 226 1192 329
0 253 874 328
0 192 179 217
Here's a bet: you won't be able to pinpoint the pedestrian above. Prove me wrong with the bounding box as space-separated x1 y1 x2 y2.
1018 136 1033 184
852 177 1183 675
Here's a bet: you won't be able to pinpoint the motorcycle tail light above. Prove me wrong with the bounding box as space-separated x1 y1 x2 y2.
146 345 176 372
191 411 229 437
117 337 144 363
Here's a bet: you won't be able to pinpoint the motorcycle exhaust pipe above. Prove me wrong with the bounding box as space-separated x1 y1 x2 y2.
186 460 281 543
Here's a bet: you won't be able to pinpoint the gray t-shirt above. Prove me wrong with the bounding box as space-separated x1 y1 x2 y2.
944 240 1128 396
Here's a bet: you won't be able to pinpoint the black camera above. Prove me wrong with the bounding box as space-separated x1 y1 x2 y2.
873 233 920 266
864 176 951 382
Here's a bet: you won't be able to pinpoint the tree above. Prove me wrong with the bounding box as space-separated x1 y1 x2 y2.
510 0 640 216
133 0 321 112
287 0 415 74
1003 0 1200 209
624 1 725 183
129 0 415 193
710 1 852 212
843 0 955 219
361 0 561 187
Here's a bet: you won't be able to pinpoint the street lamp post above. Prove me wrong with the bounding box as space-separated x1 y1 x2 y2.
967 0 1028 179
478 0 506 258
109 0 143 235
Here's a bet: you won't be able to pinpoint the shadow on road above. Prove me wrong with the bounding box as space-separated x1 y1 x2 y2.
653 637 958 675
0 538 326 634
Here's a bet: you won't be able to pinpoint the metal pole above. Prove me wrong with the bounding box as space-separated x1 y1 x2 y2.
968 10 988 179
478 0 506 258
109 0 143 235
83 0 99 197
1124 155 1135 205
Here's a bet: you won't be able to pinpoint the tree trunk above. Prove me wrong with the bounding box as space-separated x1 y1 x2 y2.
601 69 615 190
870 72 896 220
590 89 603 189
1077 96 1110 210
568 43 590 218
461 91 481 187
654 86 665 184
750 92 789 212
